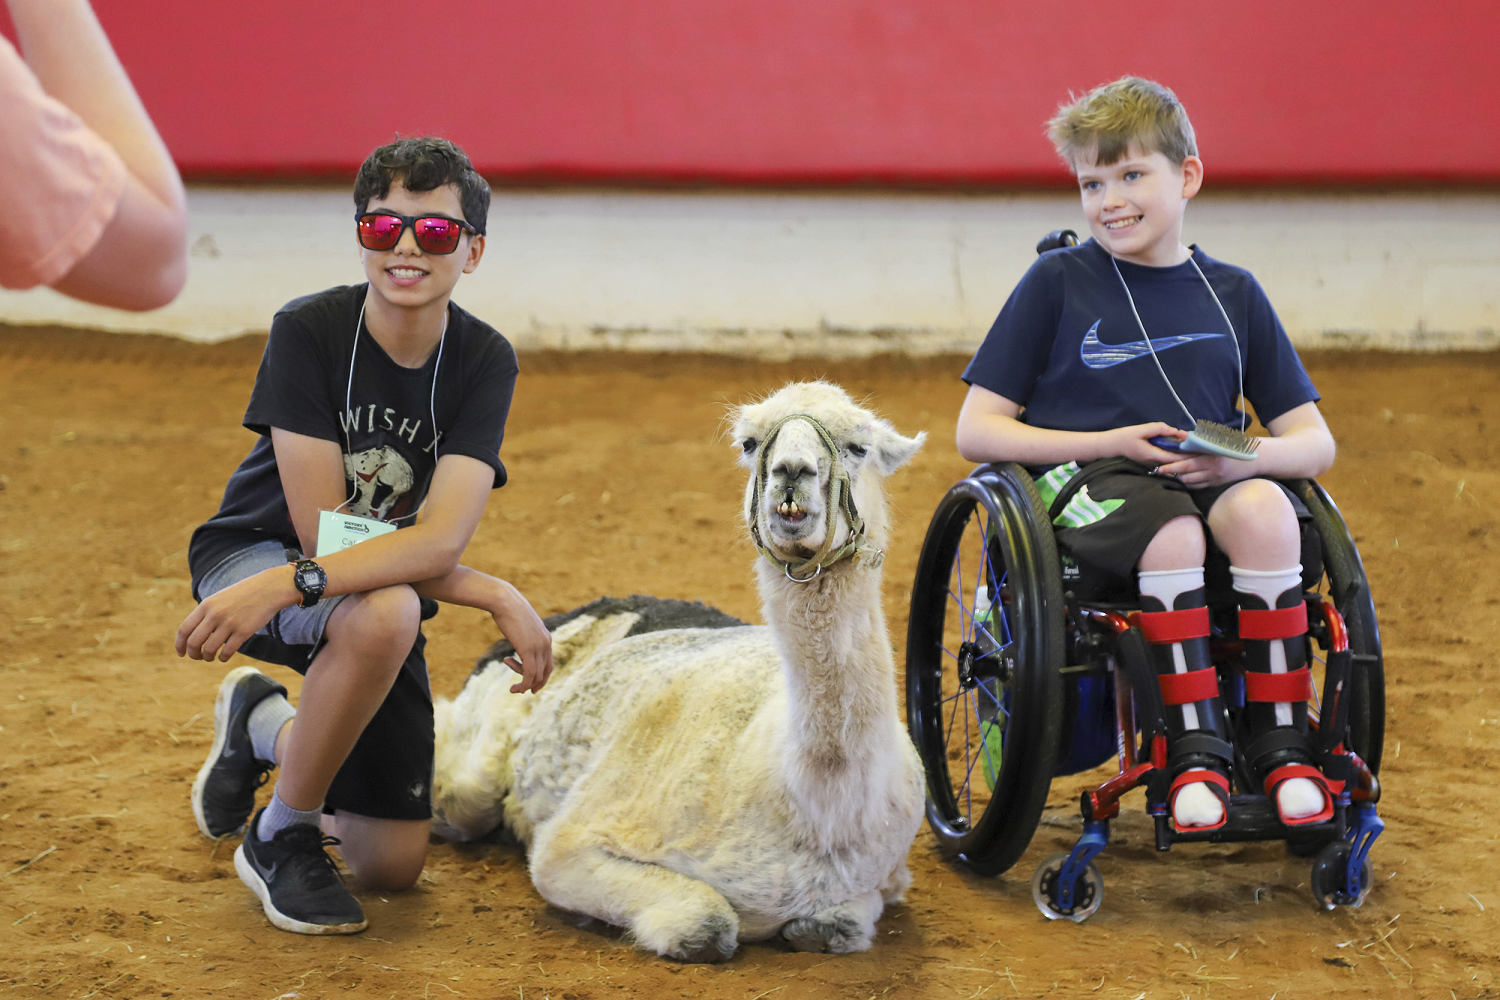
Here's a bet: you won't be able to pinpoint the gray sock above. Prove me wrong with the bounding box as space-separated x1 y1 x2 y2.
257 789 324 842
247 694 295 765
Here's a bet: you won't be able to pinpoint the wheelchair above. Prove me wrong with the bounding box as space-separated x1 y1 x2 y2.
904 234 1385 921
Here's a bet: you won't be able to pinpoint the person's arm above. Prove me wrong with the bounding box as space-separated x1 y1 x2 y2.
956 383 1186 467
175 431 490 660
177 429 554 689
412 567 554 693
1159 401 1335 488
279 429 552 690
7 0 187 309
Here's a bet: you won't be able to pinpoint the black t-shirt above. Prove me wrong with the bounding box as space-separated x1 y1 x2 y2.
189 284 518 584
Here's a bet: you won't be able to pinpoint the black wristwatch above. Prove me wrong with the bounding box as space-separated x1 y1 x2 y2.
292 558 327 608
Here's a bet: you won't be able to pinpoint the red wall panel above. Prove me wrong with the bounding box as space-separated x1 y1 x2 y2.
12 1 1499 185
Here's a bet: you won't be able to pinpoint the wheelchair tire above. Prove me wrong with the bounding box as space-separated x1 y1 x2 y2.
1296 480 1385 774
906 463 1065 876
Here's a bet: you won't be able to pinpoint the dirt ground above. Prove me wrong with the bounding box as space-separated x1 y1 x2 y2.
1 325 1497 1000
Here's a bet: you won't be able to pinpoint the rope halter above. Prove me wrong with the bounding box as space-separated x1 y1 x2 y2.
745 412 883 582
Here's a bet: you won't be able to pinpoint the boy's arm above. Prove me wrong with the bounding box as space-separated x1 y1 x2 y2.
956 383 1185 467
411 567 553 693
310 441 553 691
176 430 492 663
1157 401 1335 487
1257 402 1336 478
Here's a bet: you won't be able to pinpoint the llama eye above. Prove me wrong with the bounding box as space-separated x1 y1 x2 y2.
740 438 758 454
845 443 868 458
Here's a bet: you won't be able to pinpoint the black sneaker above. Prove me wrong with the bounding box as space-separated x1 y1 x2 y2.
191 666 286 839
234 809 367 935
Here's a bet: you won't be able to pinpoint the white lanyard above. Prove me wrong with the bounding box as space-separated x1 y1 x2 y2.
1109 251 1246 433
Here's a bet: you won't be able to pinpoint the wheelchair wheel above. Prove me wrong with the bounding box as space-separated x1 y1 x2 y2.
906 463 1065 876
1296 480 1385 774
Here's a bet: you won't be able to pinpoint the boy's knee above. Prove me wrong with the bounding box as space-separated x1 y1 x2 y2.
345 849 426 891
1209 481 1299 559
332 585 422 652
332 815 430 890
1140 514 1205 568
1219 479 1293 520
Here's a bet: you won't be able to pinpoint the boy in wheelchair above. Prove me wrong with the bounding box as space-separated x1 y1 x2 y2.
955 76 1338 833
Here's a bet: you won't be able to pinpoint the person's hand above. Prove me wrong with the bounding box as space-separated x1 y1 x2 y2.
174 567 291 662
1154 452 1255 489
489 582 554 693
1102 422 1187 465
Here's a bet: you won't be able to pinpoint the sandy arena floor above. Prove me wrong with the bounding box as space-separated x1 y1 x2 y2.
1 326 1497 999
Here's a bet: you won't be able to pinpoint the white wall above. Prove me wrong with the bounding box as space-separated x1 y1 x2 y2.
3 186 1496 357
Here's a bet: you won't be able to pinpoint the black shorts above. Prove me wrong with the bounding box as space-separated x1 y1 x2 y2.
197 540 435 821
1034 459 1309 593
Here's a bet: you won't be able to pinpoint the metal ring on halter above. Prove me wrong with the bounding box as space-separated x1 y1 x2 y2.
784 562 822 583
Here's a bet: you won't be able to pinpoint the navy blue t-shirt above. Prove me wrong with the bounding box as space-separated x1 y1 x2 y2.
963 239 1317 434
189 283 518 584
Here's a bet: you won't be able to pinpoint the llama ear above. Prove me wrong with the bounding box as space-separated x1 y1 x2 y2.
870 425 926 475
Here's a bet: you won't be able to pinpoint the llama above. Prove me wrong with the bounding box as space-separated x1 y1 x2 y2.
432 381 927 961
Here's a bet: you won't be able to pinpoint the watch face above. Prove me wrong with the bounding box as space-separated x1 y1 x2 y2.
294 561 325 601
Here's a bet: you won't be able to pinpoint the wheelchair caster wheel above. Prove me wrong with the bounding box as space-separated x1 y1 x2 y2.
1310 840 1372 909
1032 852 1104 922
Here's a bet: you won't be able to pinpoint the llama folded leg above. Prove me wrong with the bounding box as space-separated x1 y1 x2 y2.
528 820 739 962
779 888 884 953
1139 568 1232 831
1232 565 1340 826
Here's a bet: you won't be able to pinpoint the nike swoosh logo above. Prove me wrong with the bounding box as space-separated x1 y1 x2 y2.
1079 320 1223 369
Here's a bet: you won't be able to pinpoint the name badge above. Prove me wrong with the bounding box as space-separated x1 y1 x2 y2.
317 509 396 557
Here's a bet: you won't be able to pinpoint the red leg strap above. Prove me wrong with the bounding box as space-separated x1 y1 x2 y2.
1157 666 1220 706
1238 603 1308 640
1243 666 1314 703
1138 606 1210 643
1168 768 1230 831
1264 763 1345 827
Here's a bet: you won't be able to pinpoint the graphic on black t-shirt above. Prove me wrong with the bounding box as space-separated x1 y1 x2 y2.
344 445 417 521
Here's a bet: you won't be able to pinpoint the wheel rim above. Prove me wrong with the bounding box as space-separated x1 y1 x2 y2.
906 468 1064 874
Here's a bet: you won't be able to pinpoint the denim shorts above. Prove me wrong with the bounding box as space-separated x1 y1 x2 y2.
196 539 434 820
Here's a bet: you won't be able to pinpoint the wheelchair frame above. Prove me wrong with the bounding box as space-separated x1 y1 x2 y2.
904 461 1385 920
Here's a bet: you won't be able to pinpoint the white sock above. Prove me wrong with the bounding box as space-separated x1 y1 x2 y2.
257 789 324 841
248 694 295 765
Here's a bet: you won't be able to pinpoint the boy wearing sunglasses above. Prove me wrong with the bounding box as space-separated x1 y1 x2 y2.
175 136 554 935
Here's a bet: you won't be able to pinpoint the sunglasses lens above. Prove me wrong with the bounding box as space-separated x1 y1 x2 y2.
358 214 403 250
413 217 463 254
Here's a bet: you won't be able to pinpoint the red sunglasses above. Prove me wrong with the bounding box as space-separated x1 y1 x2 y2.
355 211 478 254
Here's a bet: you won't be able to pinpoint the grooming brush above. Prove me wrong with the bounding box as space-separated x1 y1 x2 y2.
1151 420 1260 461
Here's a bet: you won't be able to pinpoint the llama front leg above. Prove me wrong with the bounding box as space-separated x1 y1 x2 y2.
778 888 883 953
529 823 740 962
